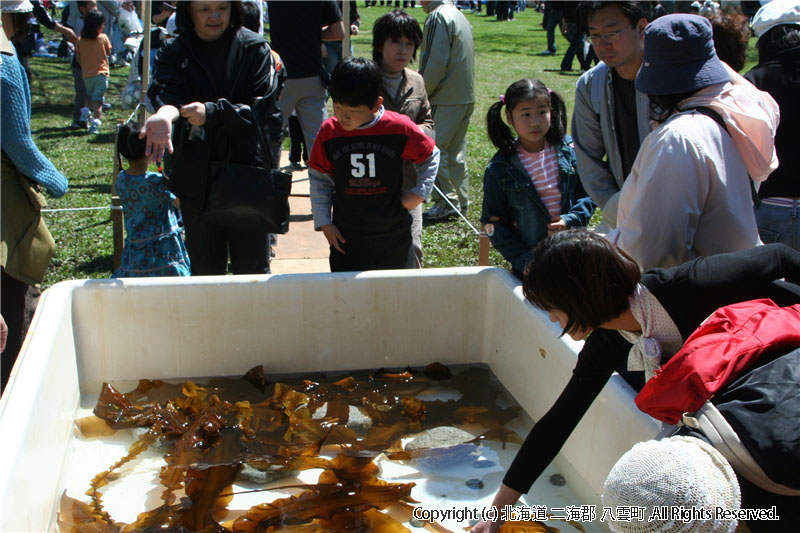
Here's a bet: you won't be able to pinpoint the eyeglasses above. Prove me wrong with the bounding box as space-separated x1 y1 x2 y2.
584 25 634 45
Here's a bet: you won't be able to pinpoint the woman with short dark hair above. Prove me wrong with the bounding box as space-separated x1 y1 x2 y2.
372 9 433 268
472 229 800 533
143 1 280 275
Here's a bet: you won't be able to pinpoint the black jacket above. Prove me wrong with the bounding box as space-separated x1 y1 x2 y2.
680 345 800 531
147 27 281 206
745 46 800 199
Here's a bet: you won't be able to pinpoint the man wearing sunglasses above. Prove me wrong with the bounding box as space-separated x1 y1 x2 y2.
571 1 652 231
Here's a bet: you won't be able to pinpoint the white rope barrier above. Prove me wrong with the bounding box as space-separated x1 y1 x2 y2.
431 183 481 236
41 206 122 213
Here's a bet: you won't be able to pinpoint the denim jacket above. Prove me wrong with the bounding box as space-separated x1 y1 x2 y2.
481 138 596 276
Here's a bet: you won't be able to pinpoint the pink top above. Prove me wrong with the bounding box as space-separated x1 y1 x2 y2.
517 142 561 218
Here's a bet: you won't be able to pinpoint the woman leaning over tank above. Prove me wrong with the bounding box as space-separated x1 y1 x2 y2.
471 229 800 533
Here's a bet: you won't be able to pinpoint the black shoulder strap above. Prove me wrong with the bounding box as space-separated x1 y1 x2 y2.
689 106 762 209
690 106 726 130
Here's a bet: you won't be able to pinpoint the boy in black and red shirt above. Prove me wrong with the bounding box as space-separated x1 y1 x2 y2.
308 57 440 272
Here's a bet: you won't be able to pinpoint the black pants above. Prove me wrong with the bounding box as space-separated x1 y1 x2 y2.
71 64 88 123
496 1 510 20
1 269 40 393
329 234 412 272
288 114 308 164
561 23 591 71
180 200 270 276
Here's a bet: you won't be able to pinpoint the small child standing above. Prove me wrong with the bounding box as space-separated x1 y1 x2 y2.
481 79 596 278
308 57 439 272
75 9 110 134
113 122 191 278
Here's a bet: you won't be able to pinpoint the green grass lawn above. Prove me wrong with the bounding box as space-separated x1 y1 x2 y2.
29 5 760 288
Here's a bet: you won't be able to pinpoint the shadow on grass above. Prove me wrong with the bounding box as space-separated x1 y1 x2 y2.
73 217 112 233
542 68 582 76
37 127 89 140
87 131 118 145
77 254 114 276
30 102 73 116
473 32 551 55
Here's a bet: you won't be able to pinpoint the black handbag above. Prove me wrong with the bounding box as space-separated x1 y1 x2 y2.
205 109 292 233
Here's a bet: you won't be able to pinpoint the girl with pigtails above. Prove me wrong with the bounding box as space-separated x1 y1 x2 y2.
480 79 596 278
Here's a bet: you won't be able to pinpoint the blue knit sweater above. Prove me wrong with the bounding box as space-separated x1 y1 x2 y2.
1 48 68 197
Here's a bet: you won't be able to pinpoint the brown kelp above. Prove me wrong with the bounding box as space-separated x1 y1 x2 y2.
59 364 525 532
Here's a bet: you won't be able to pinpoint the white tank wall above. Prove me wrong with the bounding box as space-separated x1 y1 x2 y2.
0 268 658 531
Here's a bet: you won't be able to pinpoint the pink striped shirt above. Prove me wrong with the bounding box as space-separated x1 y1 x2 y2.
517 142 561 218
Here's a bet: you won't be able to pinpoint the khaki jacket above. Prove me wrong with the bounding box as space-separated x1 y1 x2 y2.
381 68 435 139
381 68 436 192
419 0 475 105
1 154 55 286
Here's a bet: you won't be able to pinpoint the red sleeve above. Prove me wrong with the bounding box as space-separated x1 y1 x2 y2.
308 119 336 175
400 116 436 164
103 35 111 55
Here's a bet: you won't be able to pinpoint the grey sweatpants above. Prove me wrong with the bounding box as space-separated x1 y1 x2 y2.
279 76 328 151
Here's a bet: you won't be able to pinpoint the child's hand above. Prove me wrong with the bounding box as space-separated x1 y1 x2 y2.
321 224 346 254
547 216 567 236
401 191 424 210
180 102 207 126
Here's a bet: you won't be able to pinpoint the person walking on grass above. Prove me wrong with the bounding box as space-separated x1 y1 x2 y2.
75 9 110 134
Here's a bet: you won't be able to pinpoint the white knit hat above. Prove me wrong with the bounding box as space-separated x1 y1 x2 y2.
602 436 741 533
0 1 33 13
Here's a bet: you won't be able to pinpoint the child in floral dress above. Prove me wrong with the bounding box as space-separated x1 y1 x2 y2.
112 122 190 277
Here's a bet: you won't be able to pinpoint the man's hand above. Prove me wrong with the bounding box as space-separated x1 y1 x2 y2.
321 224 346 254
180 102 207 126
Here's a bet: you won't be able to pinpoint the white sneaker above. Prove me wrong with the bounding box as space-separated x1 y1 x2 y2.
80 107 91 122
88 118 101 133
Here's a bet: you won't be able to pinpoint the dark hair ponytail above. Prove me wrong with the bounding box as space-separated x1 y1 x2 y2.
117 122 147 162
546 89 568 146
486 99 515 155
487 79 569 156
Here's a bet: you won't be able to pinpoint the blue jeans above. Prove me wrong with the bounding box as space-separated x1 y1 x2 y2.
544 5 563 52
756 200 800 251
